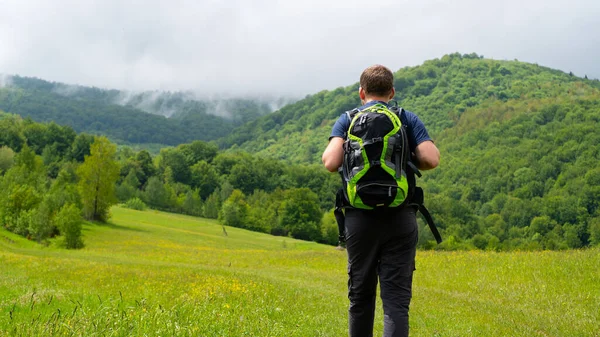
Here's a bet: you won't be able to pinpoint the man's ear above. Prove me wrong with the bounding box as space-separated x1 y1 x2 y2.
389 88 396 100
359 87 366 101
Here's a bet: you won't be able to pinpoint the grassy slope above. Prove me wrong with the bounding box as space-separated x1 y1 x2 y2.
1 207 598 336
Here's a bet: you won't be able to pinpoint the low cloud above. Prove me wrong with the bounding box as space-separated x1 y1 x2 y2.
0 74 13 88
1 0 599 97
52 83 84 97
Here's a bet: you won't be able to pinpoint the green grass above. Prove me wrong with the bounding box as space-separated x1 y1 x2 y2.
1 207 598 336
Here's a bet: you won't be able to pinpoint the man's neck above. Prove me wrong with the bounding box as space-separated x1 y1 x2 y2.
362 97 389 105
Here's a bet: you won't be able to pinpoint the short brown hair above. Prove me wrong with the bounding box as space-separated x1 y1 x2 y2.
360 65 394 97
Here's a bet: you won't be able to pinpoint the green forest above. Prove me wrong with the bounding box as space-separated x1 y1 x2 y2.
219 53 600 250
0 113 340 248
1 53 600 251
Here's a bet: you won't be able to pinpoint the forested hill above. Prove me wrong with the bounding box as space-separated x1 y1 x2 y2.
217 53 599 162
2 52 600 250
0 76 280 146
218 53 600 249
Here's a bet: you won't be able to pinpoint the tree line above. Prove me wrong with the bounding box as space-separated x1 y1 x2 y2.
0 112 341 248
113 140 340 243
0 113 115 248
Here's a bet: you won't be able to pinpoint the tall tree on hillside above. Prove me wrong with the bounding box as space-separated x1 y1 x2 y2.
0 144 46 235
77 137 120 221
278 188 322 241
219 189 249 228
158 148 191 185
134 150 155 187
178 140 218 165
0 146 15 174
0 113 25 152
68 133 95 162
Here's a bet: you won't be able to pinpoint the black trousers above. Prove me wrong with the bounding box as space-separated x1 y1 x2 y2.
345 207 418 337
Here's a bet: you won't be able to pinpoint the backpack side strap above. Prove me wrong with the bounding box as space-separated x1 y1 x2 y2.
334 188 347 247
335 187 442 245
407 161 422 178
410 187 443 244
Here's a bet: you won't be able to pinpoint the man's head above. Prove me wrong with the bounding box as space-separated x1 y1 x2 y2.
359 64 395 103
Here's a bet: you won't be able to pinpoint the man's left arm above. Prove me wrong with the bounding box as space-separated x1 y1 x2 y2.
406 111 440 170
322 137 345 172
414 140 439 170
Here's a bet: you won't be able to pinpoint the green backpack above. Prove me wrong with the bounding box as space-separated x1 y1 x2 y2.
334 103 442 245
341 103 411 209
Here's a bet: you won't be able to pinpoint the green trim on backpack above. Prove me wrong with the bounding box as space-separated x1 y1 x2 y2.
346 110 370 208
345 103 409 209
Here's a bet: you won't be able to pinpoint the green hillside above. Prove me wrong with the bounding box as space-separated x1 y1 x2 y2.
218 53 600 250
0 76 275 146
1 207 598 336
218 53 599 161
2 53 600 251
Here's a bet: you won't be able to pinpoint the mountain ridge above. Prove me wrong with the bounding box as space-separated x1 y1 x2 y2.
217 53 600 163
0 75 293 146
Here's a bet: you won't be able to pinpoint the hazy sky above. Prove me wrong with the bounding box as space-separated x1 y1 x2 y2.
1 0 599 97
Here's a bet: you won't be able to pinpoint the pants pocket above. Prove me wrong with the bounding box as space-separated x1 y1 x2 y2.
347 263 355 300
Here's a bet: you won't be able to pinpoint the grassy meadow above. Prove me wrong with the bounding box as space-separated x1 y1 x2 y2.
1 207 598 336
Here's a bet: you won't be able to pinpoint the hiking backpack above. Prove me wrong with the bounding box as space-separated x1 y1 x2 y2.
341 103 411 209
334 103 442 245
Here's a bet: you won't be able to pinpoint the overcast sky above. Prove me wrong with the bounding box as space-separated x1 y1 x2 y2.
1 0 599 97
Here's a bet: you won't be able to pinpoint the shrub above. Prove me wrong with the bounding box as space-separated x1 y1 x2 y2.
55 203 84 249
124 197 147 211
320 210 339 245
27 201 55 243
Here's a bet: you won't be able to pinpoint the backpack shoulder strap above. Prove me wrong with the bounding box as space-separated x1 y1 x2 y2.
389 106 407 125
345 108 360 121
399 108 407 126
343 108 361 139
390 106 421 178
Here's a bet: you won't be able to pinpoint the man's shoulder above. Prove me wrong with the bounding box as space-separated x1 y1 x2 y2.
399 109 421 126
401 109 418 118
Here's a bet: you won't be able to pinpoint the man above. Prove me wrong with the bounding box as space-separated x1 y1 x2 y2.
322 64 439 337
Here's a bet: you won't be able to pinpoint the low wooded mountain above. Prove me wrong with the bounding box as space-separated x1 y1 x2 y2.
217 52 600 249
0 76 284 146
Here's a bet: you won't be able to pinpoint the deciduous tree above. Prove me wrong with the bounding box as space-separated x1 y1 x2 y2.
77 137 119 221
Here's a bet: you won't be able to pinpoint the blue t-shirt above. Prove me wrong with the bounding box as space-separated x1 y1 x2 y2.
329 101 432 153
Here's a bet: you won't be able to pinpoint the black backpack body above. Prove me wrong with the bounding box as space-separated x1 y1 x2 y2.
333 103 442 245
